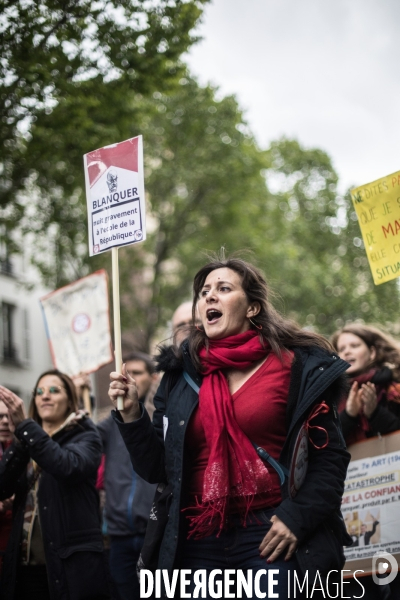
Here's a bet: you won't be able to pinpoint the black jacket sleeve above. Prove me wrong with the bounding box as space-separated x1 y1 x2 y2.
112 373 168 483
12 418 102 485
275 405 350 543
368 402 400 436
339 409 359 440
0 440 30 499
340 400 400 442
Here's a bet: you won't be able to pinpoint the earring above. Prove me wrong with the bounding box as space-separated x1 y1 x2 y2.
196 325 204 332
249 317 262 330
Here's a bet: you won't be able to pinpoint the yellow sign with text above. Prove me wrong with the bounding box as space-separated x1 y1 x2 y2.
351 170 400 285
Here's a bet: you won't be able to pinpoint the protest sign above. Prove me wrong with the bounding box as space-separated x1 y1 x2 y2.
40 270 113 378
83 136 147 409
351 170 400 285
83 136 146 257
342 432 400 576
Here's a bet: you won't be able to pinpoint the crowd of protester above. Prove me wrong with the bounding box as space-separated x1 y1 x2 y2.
1 267 400 600
0 301 192 599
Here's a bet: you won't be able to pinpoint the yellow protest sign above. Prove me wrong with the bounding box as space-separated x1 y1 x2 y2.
351 170 400 285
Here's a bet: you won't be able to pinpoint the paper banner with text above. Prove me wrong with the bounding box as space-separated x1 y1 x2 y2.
40 270 113 377
351 170 400 285
342 446 400 575
83 136 146 257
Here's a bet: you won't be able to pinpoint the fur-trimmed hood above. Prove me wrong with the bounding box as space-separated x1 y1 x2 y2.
154 343 185 373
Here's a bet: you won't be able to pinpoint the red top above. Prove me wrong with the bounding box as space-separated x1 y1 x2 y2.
184 350 293 512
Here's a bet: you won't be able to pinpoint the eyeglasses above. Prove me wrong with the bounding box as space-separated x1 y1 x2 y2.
0 414 9 421
174 320 201 330
35 386 65 396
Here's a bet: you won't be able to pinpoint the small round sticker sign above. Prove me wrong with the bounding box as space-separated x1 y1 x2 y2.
72 313 91 334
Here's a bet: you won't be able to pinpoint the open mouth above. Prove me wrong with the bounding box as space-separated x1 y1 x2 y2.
206 309 222 323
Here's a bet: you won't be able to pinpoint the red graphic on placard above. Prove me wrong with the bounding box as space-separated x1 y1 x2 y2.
86 138 139 188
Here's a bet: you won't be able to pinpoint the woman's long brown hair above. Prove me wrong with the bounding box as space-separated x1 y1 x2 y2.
331 323 400 377
188 257 333 372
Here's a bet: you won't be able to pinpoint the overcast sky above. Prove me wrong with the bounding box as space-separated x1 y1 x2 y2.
185 0 400 193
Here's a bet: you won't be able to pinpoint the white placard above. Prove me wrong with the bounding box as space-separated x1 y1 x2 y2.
40 270 113 376
342 450 400 562
83 135 146 256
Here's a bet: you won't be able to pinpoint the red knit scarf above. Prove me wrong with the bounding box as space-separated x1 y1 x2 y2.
185 330 272 538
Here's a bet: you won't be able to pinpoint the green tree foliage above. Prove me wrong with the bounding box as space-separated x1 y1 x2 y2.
118 111 400 348
3 70 271 349
0 0 208 220
333 191 400 329
258 139 399 334
115 78 270 346
10 79 148 286
1 2 398 347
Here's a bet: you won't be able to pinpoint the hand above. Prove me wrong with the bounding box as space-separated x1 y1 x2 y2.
0 497 14 513
108 364 141 422
345 381 363 417
67 409 88 426
259 514 298 562
71 373 91 393
0 385 27 430
361 382 377 418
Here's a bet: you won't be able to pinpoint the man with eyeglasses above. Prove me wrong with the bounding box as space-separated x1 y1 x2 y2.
0 399 13 575
97 351 158 600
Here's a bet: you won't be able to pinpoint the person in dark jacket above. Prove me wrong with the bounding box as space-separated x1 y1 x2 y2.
0 400 13 576
331 323 400 445
109 257 351 599
332 324 400 600
0 370 110 600
97 351 158 600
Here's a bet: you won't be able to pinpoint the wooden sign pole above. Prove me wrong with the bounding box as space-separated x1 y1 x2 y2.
112 247 124 410
82 386 92 416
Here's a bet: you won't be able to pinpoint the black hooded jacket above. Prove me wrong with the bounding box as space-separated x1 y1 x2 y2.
114 341 352 580
0 417 109 600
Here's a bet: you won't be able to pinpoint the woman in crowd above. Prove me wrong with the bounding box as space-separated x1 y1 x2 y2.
332 323 400 600
0 370 110 600
109 257 351 598
331 323 400 445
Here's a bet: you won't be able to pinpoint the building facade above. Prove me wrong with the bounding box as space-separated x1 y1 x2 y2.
0 253 52 404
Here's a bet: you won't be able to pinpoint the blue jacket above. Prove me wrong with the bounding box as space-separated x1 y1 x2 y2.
114 342 352 579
